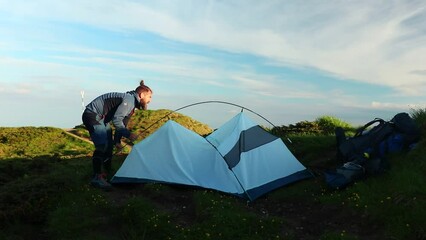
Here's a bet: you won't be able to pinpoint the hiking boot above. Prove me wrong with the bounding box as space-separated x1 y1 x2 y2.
100 172 110 182
91 174 112 190
103 168 115 182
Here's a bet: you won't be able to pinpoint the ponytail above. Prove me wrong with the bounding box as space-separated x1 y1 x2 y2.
135 80 152 94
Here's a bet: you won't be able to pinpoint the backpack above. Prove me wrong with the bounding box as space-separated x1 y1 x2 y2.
326 112 420 189
336 112 420 163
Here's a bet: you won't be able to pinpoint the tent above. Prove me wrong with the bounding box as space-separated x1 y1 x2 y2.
111 112 313 201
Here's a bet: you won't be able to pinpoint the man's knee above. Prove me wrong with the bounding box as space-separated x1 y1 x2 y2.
94 144 108 158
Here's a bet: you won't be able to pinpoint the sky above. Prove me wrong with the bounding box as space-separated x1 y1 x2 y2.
1 0 425 129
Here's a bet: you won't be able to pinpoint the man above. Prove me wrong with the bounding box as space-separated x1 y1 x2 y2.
82 80 152 190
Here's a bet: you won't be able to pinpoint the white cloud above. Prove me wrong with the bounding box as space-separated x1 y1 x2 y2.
2 0 422 96
410 69 426 76
1 0 425 128
371 101 424 110
230 74 323 99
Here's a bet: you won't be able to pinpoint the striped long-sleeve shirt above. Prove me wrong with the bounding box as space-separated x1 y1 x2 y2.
85 90 142 142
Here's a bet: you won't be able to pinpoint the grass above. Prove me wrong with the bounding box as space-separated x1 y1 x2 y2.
48 185 117 240
0 109 425 239
0 127 92 158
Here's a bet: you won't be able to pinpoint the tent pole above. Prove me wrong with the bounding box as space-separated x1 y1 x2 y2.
114 100 276 155
204 137 252 201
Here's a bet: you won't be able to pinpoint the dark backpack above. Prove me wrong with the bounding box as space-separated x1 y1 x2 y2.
336 112 420 163
326 112 420 189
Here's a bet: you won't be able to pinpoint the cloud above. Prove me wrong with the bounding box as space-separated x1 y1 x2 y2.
410 69 426 76
0 83 31 94
1 0 425 128
116 1 426 97
2 1 425 89
230 74 323 99
2 0 422 96
371 101 425 110
0 56 106 89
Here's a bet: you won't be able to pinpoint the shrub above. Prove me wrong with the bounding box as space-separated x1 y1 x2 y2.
410 107 426 136
271 116 354 136
315 115 353 134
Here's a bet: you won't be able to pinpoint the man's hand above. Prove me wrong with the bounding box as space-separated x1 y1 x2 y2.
115 143 124 150
129 133 138 142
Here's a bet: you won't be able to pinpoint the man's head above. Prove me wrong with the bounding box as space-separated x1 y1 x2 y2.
135 80 152 110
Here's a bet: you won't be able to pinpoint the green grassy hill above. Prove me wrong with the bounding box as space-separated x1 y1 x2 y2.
0 110 425 240
0 127 93 159
70 109 213 143
128 109 213 138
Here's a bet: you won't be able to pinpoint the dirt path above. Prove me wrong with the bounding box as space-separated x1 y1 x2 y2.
63 129 134 154
62 129 92 144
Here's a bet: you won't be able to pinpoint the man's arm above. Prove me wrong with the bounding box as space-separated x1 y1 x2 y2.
112 95 134 143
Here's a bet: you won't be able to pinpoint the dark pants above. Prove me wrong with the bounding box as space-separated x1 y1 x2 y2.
82 109 114 176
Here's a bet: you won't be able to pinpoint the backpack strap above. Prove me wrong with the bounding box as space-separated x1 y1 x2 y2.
354 118 385 137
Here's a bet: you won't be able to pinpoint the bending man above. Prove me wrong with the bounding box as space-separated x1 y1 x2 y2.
82 80 153 190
